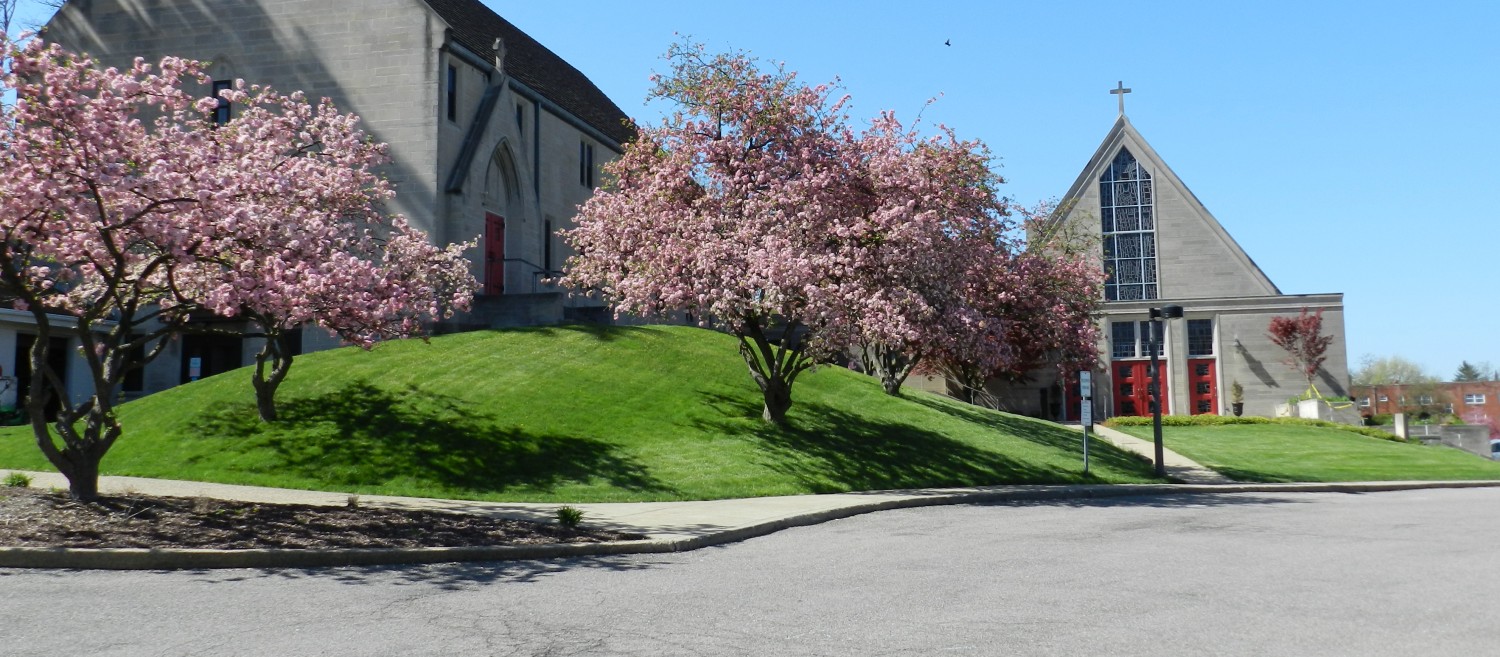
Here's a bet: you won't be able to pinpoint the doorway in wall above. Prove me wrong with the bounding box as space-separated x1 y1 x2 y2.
484 212 506 295
14 334 71 421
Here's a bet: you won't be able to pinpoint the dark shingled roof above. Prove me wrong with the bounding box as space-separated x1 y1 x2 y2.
422 0 634 147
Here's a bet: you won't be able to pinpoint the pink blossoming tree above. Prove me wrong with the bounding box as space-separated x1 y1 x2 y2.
826 112 1017 396
563 43 863 424
565 43 1090 421
0 39 474 498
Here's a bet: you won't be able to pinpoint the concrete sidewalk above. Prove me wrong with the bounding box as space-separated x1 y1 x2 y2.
1082 424 1235 484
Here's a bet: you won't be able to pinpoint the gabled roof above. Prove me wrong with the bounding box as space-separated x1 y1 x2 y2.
1054 115 1281 296
422 0 634 146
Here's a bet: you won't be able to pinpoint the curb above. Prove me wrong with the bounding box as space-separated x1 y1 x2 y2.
4 480 1497 570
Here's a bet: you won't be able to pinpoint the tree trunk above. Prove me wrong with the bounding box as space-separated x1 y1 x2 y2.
62 454 100 501
737 319 812 427
761 379 793 425
251 333 293 422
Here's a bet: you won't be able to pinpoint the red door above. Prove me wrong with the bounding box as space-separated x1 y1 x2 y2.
1188 358 1218 415
484 213 505 295
1113 361 1168 417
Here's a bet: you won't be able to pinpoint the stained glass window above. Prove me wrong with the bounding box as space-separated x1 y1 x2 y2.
1100 148 1158 301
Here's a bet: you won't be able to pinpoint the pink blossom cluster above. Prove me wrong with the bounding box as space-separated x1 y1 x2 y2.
563 43 1105 405
0 38 476 347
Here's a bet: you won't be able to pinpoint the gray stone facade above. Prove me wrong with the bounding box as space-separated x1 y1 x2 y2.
41 0 629 395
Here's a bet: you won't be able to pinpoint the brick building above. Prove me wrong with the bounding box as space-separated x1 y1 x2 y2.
1352 381 1500 424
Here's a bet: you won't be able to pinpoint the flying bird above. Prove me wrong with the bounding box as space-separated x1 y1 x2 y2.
944 39 951 46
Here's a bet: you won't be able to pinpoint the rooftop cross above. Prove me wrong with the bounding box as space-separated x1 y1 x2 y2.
1111 81 1131 116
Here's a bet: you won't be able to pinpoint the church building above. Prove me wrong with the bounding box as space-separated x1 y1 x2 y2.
981 86 1350 420
28 0 631 399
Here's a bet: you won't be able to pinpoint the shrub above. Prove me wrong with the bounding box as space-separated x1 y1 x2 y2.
3 472 33 488
556 505 585 528
1365 414 1393 426
1103 415 1407 442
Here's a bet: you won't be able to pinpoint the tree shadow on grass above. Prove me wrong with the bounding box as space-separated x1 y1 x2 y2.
694 391 1104 493
905 394 1159 478
510 323 668 342
187 380 674 498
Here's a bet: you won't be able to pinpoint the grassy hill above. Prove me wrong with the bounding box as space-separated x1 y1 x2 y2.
1113 423 1500 483
0 325 1157 502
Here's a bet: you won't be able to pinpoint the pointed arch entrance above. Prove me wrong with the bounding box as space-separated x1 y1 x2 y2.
482 144 522 296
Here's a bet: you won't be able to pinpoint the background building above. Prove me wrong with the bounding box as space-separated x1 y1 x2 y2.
929 105 1351 421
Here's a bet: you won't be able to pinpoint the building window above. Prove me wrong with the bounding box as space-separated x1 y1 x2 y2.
1418 395 1433 405
1378 395 1388 402
1359 397 1371 408
1466 393 1487 405
516 103 524 132
1099 148 1158 302
122 335 146 394
1186 319 1213 356
1110 320 1164 359
212 80 232 125
1445 403 1455 414
580 141 595 188
446 64 458 122
1111 321 1136 359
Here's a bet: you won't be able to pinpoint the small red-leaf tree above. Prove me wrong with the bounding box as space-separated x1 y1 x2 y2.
1267 307 1335 394
563 43 866 425
0 39 473 498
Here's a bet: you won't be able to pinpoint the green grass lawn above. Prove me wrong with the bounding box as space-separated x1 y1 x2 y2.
0 325 1159 501
1115 423 1500 482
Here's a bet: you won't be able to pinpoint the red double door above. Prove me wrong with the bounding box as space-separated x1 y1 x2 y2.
1112 358 1219 417
1112 361 1165 417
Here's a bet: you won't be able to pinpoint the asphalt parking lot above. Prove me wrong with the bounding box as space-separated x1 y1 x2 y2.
3 487 1496 656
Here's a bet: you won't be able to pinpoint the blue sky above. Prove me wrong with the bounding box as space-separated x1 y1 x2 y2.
12 1 1499 379
488 0 1499 380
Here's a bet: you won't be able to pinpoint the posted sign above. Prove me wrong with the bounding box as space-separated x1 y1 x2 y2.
1079 371 1092 426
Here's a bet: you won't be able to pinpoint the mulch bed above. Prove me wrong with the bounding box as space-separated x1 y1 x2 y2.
0 487 641 550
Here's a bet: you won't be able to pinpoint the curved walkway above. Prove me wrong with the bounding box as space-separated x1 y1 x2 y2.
1082 424 1235 484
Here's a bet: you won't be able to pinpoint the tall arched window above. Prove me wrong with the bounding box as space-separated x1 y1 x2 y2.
1100 148 1157 301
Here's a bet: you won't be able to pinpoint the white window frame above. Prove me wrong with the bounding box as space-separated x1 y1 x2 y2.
1465 393 1487 405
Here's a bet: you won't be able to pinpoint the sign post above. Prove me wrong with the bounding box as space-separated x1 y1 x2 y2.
1079 371 1093 474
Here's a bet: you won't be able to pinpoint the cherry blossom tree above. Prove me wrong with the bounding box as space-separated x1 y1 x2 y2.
1268 307 1335 394
917 202 1105 407
174 79 474 421
828 112 1016 396
563 43 861 425
0 39 474 498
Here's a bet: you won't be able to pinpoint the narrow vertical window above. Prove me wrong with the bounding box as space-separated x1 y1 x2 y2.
212 80 232 125
1111 321 1136 359
446 64 458 122
515 103 524 132
1100 148 1158 301
580 141 594 188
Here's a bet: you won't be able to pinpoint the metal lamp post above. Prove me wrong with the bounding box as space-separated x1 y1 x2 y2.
1148 304 1184 477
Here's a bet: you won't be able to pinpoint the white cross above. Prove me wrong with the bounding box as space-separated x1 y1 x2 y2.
1111 81 1131 116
